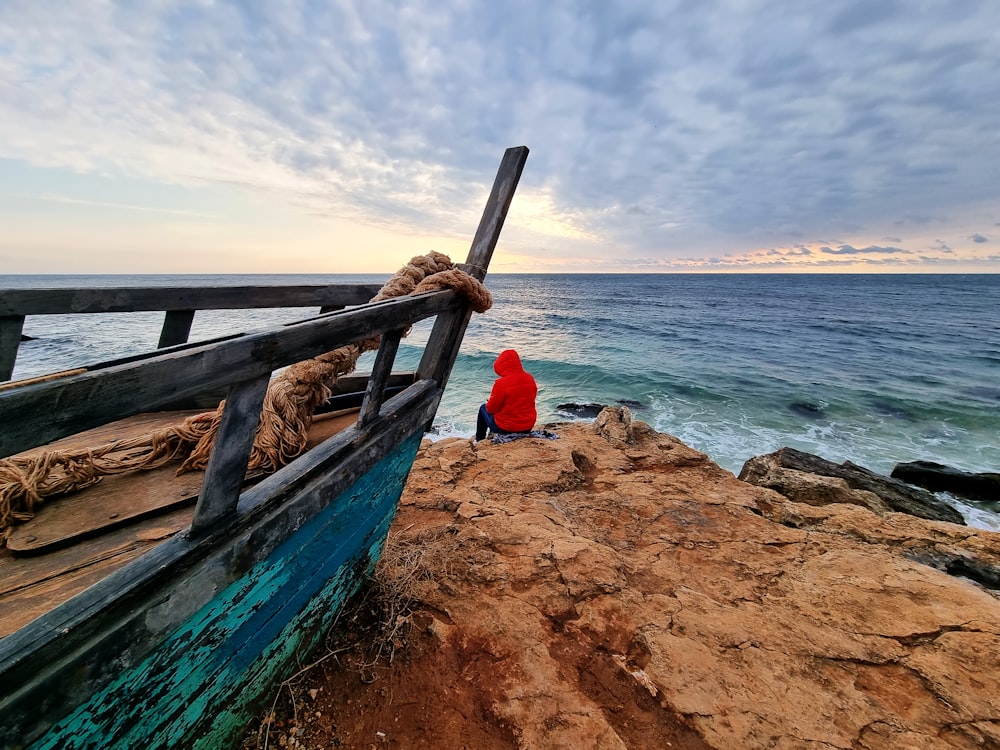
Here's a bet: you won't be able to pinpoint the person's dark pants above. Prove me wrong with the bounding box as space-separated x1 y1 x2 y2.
476 403 511 441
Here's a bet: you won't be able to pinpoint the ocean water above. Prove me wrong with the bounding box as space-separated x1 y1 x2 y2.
5 273 999 528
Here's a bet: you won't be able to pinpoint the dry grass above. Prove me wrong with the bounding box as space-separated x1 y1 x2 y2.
241 524 462 749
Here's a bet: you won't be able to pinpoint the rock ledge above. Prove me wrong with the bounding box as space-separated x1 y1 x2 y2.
276 410 1000 749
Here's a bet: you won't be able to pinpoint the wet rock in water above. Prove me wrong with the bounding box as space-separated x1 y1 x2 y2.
789 401 824 418
20 334 35 341
739 447 965 525
868 399 915 421
556 402 607 418
616 398 644 410
892 461 1000 503
738 461 891 515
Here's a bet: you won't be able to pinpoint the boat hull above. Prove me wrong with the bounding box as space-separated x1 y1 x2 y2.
6 432 422 750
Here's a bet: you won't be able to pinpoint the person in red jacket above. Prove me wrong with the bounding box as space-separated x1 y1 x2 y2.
476 349 537 441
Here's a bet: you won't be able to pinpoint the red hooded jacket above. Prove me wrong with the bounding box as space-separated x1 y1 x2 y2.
485 349 537 432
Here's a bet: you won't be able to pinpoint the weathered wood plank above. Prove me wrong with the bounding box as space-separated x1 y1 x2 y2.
6 469 201 555
5 408 361 555
0 314 25 380
5 410 207 553
189 375 271 535
0 290 458 458
157 309 196 348
419 145 529 388
24 438 416 748
0 284 383 316
0 381 438 746
0 508 194 637
358 329 403 427
465 146 530 282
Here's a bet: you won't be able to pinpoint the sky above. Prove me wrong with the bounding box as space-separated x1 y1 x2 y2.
1 1 999 274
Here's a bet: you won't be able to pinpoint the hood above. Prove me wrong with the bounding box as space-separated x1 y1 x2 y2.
493 349 524 376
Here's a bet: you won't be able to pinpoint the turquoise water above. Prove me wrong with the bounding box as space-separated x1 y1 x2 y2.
5 273 999 525
427 275 1000 471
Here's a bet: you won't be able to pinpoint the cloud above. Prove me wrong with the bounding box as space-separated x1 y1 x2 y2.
1 0 999 271
37 193 222 219
827 0 903 35
971 233 989 243
820 244 910 256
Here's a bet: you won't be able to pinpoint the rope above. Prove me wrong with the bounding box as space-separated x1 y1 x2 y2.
0 252 492 539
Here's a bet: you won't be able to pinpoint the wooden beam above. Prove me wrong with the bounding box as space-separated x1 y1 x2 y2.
158 310 196 348
0 284 383 316
189 375 271 535
419 146 529 388
358 329 403 428
0 315 25 381
464 146 531 283
0 290 459 458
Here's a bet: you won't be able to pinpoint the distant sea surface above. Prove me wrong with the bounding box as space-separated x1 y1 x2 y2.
5 273 999 528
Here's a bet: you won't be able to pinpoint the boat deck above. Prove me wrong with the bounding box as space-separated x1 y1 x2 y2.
0 406 361 638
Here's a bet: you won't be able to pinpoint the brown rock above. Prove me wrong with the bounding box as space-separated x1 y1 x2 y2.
739 446 966 524
594 404 635 445
280 409 1000 750
740 455 892 514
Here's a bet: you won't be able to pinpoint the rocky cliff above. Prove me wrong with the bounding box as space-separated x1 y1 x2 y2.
249 409 1000 749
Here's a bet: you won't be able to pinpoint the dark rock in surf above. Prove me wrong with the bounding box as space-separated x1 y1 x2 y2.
869 400 914 421
556 403 607 418
891 461 1000 503
20 334 35 341
616 399 644 410
739 447 965 525
789 402 825 418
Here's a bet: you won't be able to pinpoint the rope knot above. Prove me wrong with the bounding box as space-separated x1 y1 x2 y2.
412 268 493 313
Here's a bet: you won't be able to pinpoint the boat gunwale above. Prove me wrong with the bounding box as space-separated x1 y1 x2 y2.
0 379 438 706
0 283 385 317
0 288 461 459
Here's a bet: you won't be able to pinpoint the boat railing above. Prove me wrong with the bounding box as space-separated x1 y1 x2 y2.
0 285 463 536
0 282 384 381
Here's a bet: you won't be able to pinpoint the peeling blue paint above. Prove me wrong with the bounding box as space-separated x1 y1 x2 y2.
30 433 422 750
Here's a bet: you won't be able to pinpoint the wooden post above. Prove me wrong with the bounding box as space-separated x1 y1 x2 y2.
358 329 404 428
0 315 25 381
158 310 195 348
189 374 271 535
418 146 529 390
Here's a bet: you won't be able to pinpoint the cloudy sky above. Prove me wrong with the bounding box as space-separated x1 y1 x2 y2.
1 1 999 274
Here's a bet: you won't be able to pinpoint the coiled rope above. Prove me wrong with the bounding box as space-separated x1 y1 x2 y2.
0 252 492 539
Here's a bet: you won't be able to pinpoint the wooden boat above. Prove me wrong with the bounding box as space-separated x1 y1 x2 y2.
0 146 528 749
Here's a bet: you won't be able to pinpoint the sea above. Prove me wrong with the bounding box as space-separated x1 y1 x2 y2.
4 273 999 529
